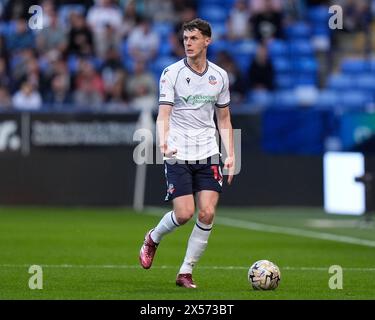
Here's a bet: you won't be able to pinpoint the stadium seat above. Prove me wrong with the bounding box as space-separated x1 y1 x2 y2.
339 91 374 110
272 57 292 73
289 40 314 57
356 74 375 92
307 5 330 24
341 59 370 74
275 73 294 89
272 90 299 108
327 74 353 90
151 56 176 77
198 6 228 23
268 40 288 57
285 22 311 39
247 90 274 108
210 23 227 40
153 22 173 38
293 58 318 73
314 90 339 109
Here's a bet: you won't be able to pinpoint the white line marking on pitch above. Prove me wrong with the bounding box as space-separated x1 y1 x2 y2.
214 216 375 248
144 209 375 248
1 264 375 272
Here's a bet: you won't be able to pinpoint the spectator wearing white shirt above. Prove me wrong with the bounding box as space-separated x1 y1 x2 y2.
86 0 123 57
227 0 251 40
12 82 42 110
127 16 160 63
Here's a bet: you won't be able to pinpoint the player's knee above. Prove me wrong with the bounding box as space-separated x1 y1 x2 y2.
175 207 195 225
198 206 215 224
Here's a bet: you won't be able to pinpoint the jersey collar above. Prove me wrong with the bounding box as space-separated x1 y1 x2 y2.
184 58 209 77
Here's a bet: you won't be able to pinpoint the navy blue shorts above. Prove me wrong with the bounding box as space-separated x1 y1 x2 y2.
164 155 223 201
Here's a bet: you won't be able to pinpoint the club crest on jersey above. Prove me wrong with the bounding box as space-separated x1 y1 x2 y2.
186 77 190 84
167 183 175 195
208 75 217 85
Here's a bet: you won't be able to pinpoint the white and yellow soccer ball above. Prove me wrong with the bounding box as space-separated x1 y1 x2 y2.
248 260 281 290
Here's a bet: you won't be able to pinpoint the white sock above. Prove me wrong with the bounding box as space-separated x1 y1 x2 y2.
150 211 180 244
179 219 213 274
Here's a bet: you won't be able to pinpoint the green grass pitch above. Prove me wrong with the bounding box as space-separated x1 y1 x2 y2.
0 206 375 300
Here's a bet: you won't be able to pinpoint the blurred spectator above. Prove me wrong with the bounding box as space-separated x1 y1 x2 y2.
215 51 247 103
0 57 10 88
87 0 123 59
170 6 197 59
127 16 160 63
44 74 72 108
249 0 282 14
120 0 138 39
100 47 129 103
106 72 130 110
343 0 371 33
144 0 176 23
67 12 94 56
6 18 35 53
250 0 284 42
227 0 251 41
36 11 67 57
73 59 104 109
126 60 157 111
248 44 275 91
2 0 38 20
12 81 42 110
0 86 12 109
96 23 121 59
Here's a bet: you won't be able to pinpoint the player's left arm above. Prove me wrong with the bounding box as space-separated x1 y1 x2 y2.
216 106 235 185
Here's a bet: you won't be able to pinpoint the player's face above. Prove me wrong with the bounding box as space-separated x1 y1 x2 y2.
183 29 211 59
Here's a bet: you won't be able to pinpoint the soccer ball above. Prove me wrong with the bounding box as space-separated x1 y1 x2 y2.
248 260 281 290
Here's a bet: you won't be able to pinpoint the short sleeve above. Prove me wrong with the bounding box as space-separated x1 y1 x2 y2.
215 71 230 108
159 68 174 106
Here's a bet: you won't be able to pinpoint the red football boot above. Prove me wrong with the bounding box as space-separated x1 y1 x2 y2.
139 229 158 269
176 273 197 289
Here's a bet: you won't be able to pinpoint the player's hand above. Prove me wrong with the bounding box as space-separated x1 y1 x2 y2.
159 143 177 158
224 156 235 185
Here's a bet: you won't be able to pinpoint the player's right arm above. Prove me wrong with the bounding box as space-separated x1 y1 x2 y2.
158 67 177 158
157 105 176 157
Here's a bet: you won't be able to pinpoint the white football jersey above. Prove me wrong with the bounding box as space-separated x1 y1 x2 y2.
159 58 230 161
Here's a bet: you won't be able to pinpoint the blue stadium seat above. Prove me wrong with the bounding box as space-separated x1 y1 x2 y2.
285 22 311 39
198 6 228 23
339 91 374 110
293 58 318 73
247 90 273 108
341 59 370 74
272 57 292 73
275 74 294 89
289 41 314 56
308 5 330 23
293 73 317 86
268 40 288 57
153 22 173 38
272 90 299 108
356 74 375 91
210 23 227 40
151 56 176 78
314 90 339 109
327 74 353 90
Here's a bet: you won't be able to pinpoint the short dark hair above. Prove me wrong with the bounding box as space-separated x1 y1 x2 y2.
182 18 212 37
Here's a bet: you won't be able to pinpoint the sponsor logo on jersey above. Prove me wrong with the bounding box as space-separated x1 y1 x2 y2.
208 75 217 85
180 95 216 105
